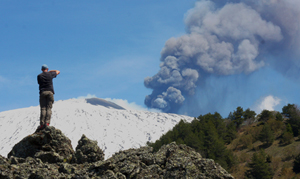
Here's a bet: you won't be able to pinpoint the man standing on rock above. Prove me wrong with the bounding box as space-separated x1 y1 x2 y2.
37 64 60 130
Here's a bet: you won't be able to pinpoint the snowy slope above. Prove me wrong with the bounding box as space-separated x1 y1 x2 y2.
0 98 194 159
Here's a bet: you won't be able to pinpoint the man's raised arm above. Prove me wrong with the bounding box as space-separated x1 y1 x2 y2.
49 70 60 75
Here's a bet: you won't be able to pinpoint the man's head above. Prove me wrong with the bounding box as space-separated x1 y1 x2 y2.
41 64 48 72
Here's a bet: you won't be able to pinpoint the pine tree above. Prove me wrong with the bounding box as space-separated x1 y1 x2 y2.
203 120 228 169
282 104 300 136
275 112 283 121
243 108 256 120
258 110 272 122
281 123 294 145
224 121 237 144
246 150 273 179
259 124 274 146
233 106 244 128
282 103 295 118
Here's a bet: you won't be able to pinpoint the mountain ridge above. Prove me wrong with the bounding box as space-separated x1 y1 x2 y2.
0 98 194 159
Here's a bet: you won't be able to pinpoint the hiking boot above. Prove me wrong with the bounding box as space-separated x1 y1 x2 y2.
37 125 45 130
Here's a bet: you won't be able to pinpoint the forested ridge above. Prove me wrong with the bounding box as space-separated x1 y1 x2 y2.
148 104 300 179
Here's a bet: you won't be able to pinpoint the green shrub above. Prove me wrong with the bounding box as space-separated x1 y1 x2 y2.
238 134 253 150
268 119 285 135
281 132 294 145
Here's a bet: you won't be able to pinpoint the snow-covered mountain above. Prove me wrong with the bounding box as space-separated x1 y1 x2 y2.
0 98 194 159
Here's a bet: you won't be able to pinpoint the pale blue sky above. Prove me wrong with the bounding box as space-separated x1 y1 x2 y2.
1 0 299 117
0 1 194 109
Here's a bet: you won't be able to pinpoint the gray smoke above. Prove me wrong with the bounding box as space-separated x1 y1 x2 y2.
144 0 300 113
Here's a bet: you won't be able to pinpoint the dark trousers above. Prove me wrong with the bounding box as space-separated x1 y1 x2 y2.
39 91 54 126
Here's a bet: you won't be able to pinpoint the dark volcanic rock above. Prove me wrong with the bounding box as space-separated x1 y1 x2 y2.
74 134 105 164
89 142 234 179
1 127 234 179
7 126 74 163
0 155 8 165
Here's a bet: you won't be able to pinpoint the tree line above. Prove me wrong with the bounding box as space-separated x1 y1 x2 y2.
147 104 300 178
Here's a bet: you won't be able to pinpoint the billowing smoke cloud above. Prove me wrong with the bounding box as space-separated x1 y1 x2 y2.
144 0 300 113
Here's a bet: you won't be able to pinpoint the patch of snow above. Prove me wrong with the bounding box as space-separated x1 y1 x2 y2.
0 98 193 159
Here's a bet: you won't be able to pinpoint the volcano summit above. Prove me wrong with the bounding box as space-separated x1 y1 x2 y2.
0 98 193 159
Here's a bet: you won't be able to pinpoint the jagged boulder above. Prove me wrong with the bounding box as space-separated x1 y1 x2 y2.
7 126 74 163
89 142 234 179
73 134 104 164
0 155 8 165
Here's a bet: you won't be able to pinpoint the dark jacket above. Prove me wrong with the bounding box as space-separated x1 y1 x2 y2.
37 72 57 94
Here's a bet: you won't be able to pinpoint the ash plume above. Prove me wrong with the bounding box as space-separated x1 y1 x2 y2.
144 0 300 114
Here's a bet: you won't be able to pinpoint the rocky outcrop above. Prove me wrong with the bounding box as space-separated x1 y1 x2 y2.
89 142 234 179
0 155 8 165
8 126 75 163
0 126 234 178
73 134 105 164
